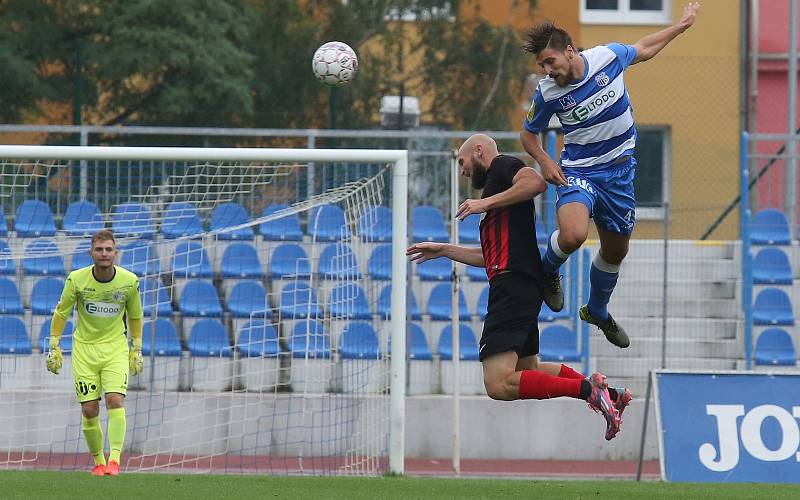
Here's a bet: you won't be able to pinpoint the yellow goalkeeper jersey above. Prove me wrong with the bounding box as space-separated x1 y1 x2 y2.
54 265 143 344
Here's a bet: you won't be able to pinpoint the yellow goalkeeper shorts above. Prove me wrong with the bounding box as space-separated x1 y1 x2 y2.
72 337 129 403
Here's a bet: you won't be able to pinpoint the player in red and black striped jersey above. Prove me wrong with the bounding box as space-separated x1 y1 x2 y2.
407 134 629 440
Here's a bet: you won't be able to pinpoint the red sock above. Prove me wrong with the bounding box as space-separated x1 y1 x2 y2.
518 370 582 400
558 364 585 380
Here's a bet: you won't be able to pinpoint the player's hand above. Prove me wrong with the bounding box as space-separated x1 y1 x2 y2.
406 242 447 264
540 159 568 186
455 198 489 220
129 338 143 376
45 346 62 375
678 2 700 32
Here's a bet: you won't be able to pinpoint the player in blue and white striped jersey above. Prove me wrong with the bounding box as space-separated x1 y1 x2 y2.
520 3 700 349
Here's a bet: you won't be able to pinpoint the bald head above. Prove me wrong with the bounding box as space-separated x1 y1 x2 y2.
456 134 499 190
458 133 498 159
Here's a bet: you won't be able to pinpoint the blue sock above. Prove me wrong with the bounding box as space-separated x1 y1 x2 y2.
587 254 620 321
542 230 569 276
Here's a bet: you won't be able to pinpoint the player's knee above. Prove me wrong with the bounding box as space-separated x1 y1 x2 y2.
558 229 587 254
105 394 125 409
484 377 515 401
81 401 99 419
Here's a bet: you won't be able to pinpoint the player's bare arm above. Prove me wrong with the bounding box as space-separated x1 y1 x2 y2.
406 242 484 268
632 2 700 65
456 167 546 220
520 129 567 186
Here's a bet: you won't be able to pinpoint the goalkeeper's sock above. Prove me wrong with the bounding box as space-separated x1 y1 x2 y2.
81 416 106 466
107 407 126 463
542 230 569 275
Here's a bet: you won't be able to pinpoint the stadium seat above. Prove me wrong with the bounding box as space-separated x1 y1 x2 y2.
0 239 14 275
269 243 311 279
477 285 488 320
387 323 433 361
227 281 270 318
179 280 223 317
14 200 56 237
358 205 392 242
753 288 795 325
412 205 448 242
0 205 7 237
438 324 480 361
388 323 436 395
187 319 232 357
539 302 570 322
161 202 204 239
140 277 174 317
308 204 350 241
377 285 421 320
70 241 92 271
288 320 331 359
416 257 451 281
22 240 65 276
120 240 160 277
142 319 182 356
427 283 470 321
459 214 480 244
367 244 392 281
259 204 303 241
236 320 280 358
466 265 487 282
751 208 791 245
754 328 796 366
753 247 793 285
171 241 213 278
318 243 361 280
278 282 322 319
63 200 104 236
112 203 155 239
539 325 581 362
210 202 254 240
30 277 62 315
0 317 31 354
39 319 74 352
220 242 263 279
0 277 23 314
536 219 549 244
339 322 381 359
327 282 371 320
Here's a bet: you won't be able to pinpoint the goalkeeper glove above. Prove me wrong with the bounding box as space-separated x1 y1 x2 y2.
45 337 62 375
129 338 143 376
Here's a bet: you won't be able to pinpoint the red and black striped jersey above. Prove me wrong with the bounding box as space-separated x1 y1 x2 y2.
479 155 544 283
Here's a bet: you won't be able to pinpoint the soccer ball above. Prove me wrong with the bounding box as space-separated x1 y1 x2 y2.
311 41 358 86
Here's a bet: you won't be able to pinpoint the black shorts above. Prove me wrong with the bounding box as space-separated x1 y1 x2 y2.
479 272 543 362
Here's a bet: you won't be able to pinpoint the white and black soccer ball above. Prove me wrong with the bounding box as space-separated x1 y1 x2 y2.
311 41 358 86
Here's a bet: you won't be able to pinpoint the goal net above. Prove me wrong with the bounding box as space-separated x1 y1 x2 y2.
0 146 408 475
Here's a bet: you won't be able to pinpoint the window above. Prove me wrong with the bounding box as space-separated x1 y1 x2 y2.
384 1 454 22
633 126 670 219
581 0 672 25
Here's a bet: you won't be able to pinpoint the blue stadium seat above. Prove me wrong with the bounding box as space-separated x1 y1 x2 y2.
179 280 223 317
220 242 263 279
140 277 174 317
427 283 470 321
0 277 23 314
278 282 322 319
751 208 791 245
70 241 92 271
236 320 280 358
161 202 204 239
438 324 479 361
539 325 581 362
112 203 155 239
417 257 451 281
309 204 350 241
259 204 303 241
539 302 570 322
0 239 14 275
327 282 371 320
22 240 65 276
269 243 311 279
358 205 392 242
142 319 182 356
466 265 487 281
30 278 63 315
171 241 213 278
536 219 549 244
288 320 331 359
227 281 269 318
753 288 795 326
378 285 421 320
63 201 104 236
0 317 31 354
14 200 56 237
187 319 232 357
318 243 361 280
754 328 796 366
340 322 381 359
0 205 7 237
368 244 392 281
210 202 253 240
753 247 793 285
459 214 480 244
412 205 448 242
477 286 488 320
120 240 160 277
39 319 73 352
387 323 432 360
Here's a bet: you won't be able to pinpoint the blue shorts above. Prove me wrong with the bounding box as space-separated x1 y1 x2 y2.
556 156 637 235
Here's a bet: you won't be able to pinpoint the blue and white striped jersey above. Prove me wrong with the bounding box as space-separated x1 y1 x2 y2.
523 43 638 170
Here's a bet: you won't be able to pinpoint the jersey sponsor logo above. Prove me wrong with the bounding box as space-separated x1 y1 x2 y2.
570 89 617 122
85 301 122 317
559 95 577 111
595 72 610 87
566 176 596 194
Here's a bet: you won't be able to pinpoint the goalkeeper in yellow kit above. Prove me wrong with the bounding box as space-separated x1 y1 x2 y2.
45 229 143 476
